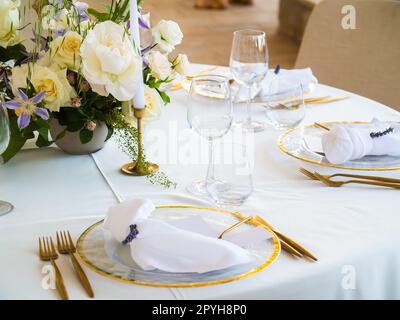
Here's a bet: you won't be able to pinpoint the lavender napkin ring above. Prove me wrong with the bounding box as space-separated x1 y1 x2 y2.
122 224 139 245
370 127 394 139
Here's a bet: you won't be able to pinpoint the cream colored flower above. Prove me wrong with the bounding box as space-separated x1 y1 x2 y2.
152 20 183 53
58 8 69 29
41 5 57 31
48 31 83 71
174 54 190 76
11 64 76 112
0 0 20 48
148 51 172 80
122 85 164 126
80 21 142 101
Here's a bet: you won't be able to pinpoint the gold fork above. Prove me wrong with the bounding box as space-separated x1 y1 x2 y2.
219 216 304 259
56 231 94 298
313 172 400 189
300 167 400 184
38 237 69 300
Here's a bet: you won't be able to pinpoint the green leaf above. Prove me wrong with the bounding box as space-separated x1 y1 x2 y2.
1 114 27 163
158 91 171 105
67 120 84 132
36 133 52 148
55 128 67 141
87 8 110 21
79 128 93 144
0 43 27 65
105 125 114 142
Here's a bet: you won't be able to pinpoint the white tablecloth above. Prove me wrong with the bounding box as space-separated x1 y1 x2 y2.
1 64 400 300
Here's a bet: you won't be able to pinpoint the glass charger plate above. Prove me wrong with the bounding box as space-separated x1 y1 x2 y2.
278 121 400 171
179 67 315 104
76 205 280 288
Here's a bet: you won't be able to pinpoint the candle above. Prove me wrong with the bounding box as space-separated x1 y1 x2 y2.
130 0 146 109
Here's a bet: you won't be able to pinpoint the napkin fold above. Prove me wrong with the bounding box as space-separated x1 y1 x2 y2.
321 119 400 164
103 199 253 274
235 68 318 102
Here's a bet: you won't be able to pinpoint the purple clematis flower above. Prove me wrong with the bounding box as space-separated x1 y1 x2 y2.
5 89 48 129
73 1 90 21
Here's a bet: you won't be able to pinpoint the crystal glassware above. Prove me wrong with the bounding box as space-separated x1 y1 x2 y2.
230 29 268 133
264 82 306 130
0 94 13 216
187 75 233 197
206 141 253 208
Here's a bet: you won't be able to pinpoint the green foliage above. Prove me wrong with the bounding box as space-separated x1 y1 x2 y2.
79 128 93 144
0 44 28 65
87 0 131 23
114 123 176 189
1 113 27 163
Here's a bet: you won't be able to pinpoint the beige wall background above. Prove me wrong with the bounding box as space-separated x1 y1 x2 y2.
86 0 299 68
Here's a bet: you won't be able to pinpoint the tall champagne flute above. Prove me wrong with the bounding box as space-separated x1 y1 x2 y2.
230 29 268 132
0 94 13 216
187 75 233 196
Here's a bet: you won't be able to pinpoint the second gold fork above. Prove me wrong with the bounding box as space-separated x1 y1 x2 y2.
57 231 94 298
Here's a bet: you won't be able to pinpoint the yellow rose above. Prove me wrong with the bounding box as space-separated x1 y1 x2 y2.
11 64 76 112
0 0 20 48
48 31 82 71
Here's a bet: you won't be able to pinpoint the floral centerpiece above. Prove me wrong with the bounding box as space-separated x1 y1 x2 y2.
0 0 189 185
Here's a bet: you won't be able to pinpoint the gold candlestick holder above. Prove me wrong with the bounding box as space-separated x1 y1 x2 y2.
121 108 159 176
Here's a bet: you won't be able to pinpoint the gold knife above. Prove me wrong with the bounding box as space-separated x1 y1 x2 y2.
254 215 318 262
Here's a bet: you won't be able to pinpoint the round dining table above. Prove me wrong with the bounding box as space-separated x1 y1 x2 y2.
1 64 400 300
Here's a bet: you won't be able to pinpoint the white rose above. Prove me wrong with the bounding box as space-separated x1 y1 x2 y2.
0 0 20 48
174 54 190 76
47 31 82 70
122 85 164 126
148 51 172 80
11 64 76 112
80 21 142 101
152 20 183 54
41 5 57 31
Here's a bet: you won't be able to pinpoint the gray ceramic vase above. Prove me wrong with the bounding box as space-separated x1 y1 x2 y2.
49 118 109 155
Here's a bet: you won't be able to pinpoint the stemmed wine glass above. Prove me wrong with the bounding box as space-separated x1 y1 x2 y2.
187 75 233 197
0 94 13 216
230 29 269 133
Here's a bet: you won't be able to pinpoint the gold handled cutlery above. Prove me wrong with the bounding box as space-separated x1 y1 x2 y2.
219 215 317 261
38 237 69 300
300 168 400 189
57 231 94 298
300 167 400 184
253 215 318 262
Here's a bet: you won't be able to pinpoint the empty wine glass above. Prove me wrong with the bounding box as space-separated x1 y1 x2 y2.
187 75 233 197
0 94 13 216
265 82 305 130
230 29 268 133
206 141 253 208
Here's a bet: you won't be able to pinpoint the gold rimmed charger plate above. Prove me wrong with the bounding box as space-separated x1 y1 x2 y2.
76 205 280 288
278 121 400 171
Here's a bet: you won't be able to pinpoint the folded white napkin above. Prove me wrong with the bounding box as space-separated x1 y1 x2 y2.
235 68 318 102
321 119 400 164
103 199 253 274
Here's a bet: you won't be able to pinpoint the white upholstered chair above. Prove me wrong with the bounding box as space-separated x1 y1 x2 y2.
296 0 400 110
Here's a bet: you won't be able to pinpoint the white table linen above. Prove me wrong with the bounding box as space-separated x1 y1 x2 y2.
1 64 400 299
